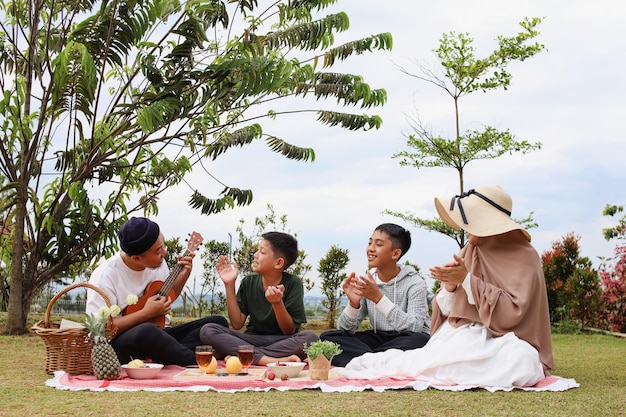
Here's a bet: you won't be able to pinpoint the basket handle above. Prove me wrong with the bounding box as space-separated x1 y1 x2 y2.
43 282 111 327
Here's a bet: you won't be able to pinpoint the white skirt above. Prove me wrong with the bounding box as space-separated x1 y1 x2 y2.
340 321 544 387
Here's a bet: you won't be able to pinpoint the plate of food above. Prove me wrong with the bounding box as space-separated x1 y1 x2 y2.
266 361 306 379
122 360 163 379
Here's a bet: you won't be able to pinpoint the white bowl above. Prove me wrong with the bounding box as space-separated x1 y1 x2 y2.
122 363 164 379
266 361 306 378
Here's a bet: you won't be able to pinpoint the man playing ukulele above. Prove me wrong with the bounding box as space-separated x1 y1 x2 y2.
86 217 227 366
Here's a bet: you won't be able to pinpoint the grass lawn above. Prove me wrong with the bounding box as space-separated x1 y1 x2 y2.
1 314 624 417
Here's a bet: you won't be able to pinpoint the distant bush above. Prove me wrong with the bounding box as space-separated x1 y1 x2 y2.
542 233 602 327
551 319 583 334
598 245 626 333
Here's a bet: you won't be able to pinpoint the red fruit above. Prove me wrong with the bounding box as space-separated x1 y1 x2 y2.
280 373 289 381
267 371 275 380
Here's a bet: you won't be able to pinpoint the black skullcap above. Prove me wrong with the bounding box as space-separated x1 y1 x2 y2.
118 217 160 255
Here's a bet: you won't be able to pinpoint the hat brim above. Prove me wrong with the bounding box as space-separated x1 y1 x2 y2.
434 196 531 242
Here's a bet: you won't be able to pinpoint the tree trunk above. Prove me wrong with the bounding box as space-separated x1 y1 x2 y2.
4 197 28 335
328 305 336 329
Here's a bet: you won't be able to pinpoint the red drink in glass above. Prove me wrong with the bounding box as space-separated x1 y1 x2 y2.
196 351 214 369
195 345 214 373
238 349 254 367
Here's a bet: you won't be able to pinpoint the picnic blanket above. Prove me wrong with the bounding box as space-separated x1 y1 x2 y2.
46 364 579 393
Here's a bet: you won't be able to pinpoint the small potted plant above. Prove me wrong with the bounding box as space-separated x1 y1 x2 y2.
304 340 342 380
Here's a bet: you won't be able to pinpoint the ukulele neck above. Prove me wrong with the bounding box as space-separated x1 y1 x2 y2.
156 248 190 297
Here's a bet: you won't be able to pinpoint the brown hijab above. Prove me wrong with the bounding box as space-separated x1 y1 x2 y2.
431 230 555 371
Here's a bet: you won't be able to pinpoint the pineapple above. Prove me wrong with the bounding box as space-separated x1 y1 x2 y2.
84 313 121 380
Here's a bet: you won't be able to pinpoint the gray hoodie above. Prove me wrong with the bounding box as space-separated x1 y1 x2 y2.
336 264 431 334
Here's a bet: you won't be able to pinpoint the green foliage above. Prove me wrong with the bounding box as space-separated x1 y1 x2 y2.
164 237 185 268
602 204 626 242
303 339 342 360
0 0 391 333
435 17 545 94
317 245 349 328
541 233 602 326
550 319 583 335
394 126 541 171
388 17 544 249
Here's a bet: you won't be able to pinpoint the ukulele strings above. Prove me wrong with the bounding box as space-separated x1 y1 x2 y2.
156 249 190 297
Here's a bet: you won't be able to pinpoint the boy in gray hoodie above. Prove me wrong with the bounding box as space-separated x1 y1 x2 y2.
320 223 431 366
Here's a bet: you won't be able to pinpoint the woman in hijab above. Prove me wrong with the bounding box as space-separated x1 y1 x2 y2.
341 185 554 387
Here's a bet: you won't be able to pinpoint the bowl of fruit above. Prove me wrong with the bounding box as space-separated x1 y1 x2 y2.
266 361 306 379
122 359 163 379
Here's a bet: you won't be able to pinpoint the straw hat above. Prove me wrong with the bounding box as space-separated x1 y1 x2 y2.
434 185 531 241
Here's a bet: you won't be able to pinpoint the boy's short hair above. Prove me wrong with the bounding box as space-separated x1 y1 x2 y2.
375 223 411 259
261 231 299 269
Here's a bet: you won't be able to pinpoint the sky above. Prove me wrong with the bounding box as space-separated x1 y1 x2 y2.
150 0 626 295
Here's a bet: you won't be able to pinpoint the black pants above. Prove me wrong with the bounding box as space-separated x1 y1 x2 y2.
111 315 228 366
200 322 320 364
320 329 430 367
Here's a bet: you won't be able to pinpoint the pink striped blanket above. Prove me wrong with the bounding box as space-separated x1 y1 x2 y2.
46 364 579 393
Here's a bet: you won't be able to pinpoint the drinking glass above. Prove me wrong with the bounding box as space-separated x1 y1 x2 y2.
237 344 254 374
195 345 214 374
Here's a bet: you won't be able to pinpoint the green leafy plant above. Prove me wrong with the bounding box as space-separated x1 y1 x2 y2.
304 340 342 360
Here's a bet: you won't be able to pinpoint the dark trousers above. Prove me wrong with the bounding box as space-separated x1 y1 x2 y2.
111 315 228 366
320 329 430 367
200 323 319 364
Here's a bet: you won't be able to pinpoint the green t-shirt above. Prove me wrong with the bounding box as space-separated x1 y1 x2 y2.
237 272 307 335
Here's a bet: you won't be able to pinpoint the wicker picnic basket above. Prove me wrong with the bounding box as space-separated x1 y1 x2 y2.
32 282 117 375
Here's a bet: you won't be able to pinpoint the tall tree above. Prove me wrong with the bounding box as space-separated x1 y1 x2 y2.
386 18 543 248
317 244 349 328
0 0 392 334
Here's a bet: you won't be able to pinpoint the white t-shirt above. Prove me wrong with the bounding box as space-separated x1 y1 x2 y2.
86 253 169 317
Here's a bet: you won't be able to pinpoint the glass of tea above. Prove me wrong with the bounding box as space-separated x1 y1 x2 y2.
237 344 254 374
195 345 214 374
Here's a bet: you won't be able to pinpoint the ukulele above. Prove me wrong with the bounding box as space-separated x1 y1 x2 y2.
124 231 203 328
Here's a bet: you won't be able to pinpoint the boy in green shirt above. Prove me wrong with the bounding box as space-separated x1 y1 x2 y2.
200 231 318 365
